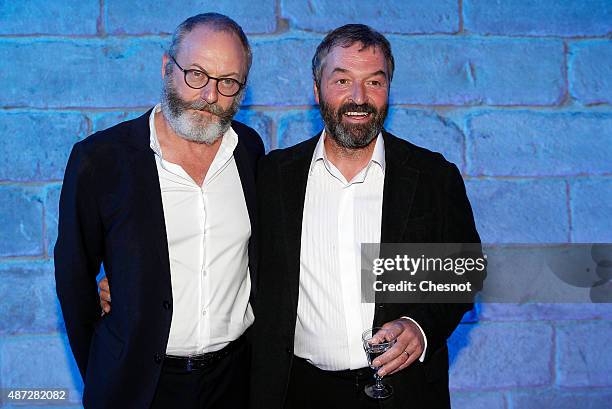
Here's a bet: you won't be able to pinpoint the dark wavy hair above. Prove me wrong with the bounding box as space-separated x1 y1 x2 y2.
312 24 394 88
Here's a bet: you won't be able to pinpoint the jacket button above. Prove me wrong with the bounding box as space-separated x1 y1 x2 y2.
163 300 171 310
154 353 163 364
285 347 292 354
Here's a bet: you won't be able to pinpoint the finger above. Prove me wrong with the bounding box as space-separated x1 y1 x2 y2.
99 277 109 292
387 339 422 375
371 322 403 343
372 338 409 367
406 337 423 357
376 327 420 364
100 289 111 302
371 327 395 344
378 350 411 377
388 351 411 375
99 300 110 315
371 324 417 366
388 351 418 375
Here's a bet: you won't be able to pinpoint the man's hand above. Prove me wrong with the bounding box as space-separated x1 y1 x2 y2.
370 318 425 377
98 277 111 315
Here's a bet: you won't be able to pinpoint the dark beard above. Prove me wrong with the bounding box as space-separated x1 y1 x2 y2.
319 98 388 149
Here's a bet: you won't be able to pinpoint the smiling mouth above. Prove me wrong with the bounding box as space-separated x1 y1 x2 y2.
343 111 371 120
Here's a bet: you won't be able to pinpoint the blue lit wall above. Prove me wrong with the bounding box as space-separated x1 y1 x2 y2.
1 1 611 408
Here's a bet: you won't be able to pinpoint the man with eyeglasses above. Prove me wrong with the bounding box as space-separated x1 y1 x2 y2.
54 13 263 409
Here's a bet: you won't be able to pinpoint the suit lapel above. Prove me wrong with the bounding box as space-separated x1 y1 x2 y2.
376 131 420 314
234 139 257 240
136 151 171 277
279 136 319 312
380 131 420 243
233 138 258 295
127 110 172 285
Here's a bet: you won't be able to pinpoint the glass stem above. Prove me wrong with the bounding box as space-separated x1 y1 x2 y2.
374 373 384 390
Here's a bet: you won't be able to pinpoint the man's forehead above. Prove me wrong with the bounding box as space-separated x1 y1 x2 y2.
324 43 387 73
175 26 246 73
180 26 240 50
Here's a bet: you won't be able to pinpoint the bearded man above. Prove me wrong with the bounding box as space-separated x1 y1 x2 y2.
251 24 482 409
54 13 263 409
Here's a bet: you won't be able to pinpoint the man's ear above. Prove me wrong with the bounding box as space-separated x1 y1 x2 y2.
161 54 169 79
314 81 320 105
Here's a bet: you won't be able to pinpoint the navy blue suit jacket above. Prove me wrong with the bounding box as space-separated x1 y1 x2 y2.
55 110 264 408
251 131 483 409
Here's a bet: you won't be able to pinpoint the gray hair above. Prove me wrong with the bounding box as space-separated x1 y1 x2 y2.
312 24 394 89
166 13 252 79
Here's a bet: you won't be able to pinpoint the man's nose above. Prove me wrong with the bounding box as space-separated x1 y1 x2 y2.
350 83 366 105
200 79 219 104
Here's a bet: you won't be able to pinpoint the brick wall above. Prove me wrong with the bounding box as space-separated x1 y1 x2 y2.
0 1 610 407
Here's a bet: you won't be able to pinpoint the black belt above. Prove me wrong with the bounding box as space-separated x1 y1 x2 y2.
293 356 372 380
163 335 246 372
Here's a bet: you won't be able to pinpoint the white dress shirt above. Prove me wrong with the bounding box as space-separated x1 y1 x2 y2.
294 131 426 370
149 105 254 356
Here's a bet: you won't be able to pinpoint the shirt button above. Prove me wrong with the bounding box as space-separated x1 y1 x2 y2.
202 309 207 316
154 353 163 364
163 301 171 310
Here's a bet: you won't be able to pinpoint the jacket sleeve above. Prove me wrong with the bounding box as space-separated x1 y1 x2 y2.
402 163 485 359
54 142 104 379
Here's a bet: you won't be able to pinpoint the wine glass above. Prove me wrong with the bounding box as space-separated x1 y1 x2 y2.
362 327 396 399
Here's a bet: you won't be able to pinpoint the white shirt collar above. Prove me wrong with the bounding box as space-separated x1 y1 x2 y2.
148 103 238 160
309 129 386 183
149 104 163 157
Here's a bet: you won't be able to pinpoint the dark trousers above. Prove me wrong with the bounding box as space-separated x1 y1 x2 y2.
284 356 381 409
150 339 250 409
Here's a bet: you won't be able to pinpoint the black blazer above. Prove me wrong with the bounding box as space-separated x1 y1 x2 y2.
251 131 482 409
54 110 264 409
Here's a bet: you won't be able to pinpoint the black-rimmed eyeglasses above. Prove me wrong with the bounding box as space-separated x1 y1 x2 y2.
170 55 244 97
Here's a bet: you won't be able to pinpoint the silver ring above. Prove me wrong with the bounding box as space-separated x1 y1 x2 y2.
402 350 409 358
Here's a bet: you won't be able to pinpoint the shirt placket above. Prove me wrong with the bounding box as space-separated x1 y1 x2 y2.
197 184 208 352
337 181 364 369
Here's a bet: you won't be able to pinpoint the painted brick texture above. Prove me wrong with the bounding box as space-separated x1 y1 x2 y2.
1 1 610 406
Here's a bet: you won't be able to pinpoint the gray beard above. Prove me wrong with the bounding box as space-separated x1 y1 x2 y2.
160 78 242 144
328 121 379 149
162 107 227 144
